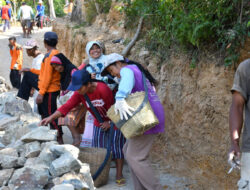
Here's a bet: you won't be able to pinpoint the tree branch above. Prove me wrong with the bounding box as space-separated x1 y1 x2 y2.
122 16 144 57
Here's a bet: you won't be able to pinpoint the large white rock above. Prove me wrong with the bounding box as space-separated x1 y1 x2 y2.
38 141 58 166
20 113 41 125
49 152 82 177
0 92 16 106
2 122 38 146
24 141 41 158
8 166 50 190
79 163 95 190
53 172 90 190
3 97 32 116
0 148 19 168
0 168 14 186
50 144 80 158
51 184 74 190
21 127 57 143
0 115 19 131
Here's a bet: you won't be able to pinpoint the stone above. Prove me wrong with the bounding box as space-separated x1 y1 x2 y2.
24 141 41 158
50 144 79 158
0 115 19 131
49 152 81 177
51 184 74 190
0 147 18 156
38 141 58 166
20 113 41 125
79 163 95 190
0 92 16 106
21 127 57 143
3 97 32 116
53 172 90 190
2 122 39 146
8 166 50 190
0 155 18 168
17 156 26 167
0 148 19 168
62 179 90 190
0 186 10 190
0 169 14 186
0 141 5 150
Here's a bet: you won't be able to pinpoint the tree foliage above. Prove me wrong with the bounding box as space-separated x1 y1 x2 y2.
119 0 249 65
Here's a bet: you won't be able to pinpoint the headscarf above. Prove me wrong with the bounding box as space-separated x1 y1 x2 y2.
85 41 106 76
51 53 77 91
85 41 117 89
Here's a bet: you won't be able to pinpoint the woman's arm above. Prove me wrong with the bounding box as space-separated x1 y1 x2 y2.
40 111 62 126
115 67 135 100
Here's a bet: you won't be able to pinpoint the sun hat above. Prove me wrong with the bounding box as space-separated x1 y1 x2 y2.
67 69 92 91
101 53 124 76
38 0 43 3
23 39 38 49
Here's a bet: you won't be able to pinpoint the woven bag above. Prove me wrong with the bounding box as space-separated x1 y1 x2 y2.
107 91 159 139
107 73 159 139
79 147 111 187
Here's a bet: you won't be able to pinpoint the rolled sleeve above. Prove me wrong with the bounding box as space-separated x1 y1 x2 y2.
231 60 250 100
115 67 135 100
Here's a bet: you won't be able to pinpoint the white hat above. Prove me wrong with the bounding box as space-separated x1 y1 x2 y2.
23 39 38 49
38 0 43 4
101 53 124 76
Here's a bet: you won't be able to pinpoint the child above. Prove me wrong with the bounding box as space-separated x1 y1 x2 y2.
8 36 23 89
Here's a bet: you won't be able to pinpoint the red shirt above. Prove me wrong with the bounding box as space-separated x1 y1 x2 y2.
57 82 116 128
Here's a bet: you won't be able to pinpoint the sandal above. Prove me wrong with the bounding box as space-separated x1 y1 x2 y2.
116 178 126 187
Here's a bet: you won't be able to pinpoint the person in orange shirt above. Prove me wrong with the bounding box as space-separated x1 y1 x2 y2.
17 32 63 143
8 36 23 89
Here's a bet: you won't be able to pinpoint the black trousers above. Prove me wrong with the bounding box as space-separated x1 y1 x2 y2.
38 91 63 136
10 69 21 89
17 71 39 101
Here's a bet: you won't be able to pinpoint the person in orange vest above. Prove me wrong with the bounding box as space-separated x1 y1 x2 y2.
1 1 11 32
8 36 22 89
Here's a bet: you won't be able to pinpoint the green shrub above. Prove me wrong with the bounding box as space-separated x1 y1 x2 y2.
120 0 250 66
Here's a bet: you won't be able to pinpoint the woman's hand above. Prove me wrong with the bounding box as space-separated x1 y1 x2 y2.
101 121 110 131
114 99 135 120
40 116 54 126
36 94 44 104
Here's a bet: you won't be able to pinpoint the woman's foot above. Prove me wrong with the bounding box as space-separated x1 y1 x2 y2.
116 177 126 187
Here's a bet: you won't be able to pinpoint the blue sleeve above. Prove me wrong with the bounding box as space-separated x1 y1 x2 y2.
1 9 2 17
115 68 135 100
8 8 11 18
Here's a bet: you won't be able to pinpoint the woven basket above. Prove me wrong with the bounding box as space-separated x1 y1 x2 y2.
107 91 159 139
79 147 111 187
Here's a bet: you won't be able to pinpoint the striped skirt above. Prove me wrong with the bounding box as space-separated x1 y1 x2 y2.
92 125 126 159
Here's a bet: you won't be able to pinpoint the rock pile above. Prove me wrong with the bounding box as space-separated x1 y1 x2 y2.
0 91 95 190
0 77 10 94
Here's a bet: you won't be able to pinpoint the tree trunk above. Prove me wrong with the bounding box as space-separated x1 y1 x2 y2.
48 0 56 19
71 0 83 23
122 16 144 57
93 0 101 14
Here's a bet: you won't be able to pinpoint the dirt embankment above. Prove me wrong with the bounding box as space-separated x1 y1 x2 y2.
53 3 250 189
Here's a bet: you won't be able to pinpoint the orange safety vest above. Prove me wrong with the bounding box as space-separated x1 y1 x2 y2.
9 44 23 70
38 49 61 95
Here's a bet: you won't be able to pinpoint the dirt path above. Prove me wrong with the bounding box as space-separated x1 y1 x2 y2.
0 26 51 86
